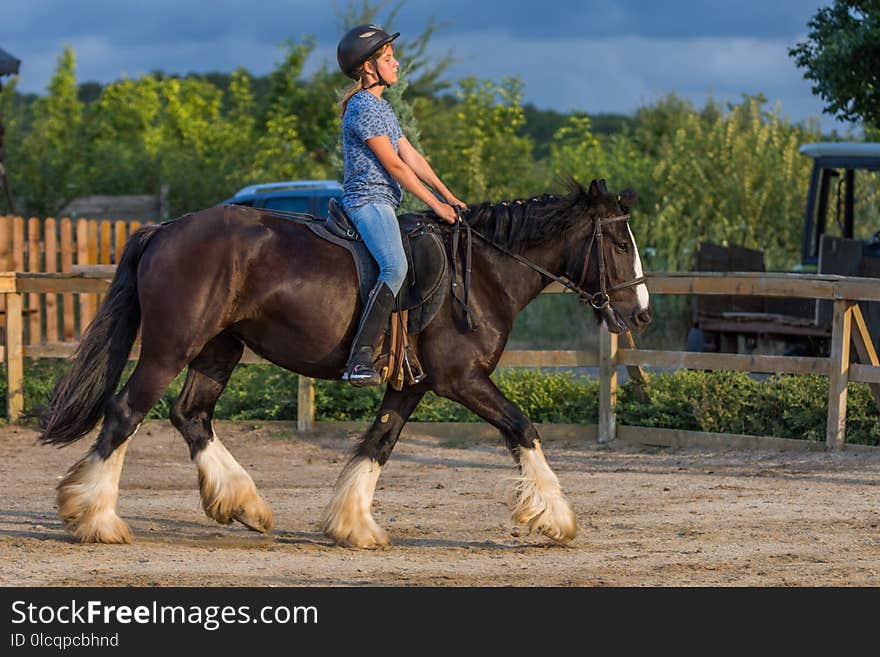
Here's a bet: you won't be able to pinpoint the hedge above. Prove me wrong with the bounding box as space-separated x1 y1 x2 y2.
8 361 879 446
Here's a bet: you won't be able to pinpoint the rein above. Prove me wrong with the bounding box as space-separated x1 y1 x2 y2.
449 210 476 330
468 211 646 330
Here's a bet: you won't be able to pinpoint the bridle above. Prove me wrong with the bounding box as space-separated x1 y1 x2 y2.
466 207 646 331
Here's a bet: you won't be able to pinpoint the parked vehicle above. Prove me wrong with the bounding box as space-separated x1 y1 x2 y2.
688 142 880 355
219 180 342 218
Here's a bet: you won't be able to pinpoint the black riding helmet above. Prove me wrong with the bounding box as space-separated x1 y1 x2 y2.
337 24 400 85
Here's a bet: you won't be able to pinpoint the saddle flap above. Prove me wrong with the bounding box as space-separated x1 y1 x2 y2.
326 197 361 240
398 229 448 312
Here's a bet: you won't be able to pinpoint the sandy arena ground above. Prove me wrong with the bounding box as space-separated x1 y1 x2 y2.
1 420 878 586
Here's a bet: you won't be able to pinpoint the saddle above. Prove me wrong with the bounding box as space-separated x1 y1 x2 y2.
305 198 451 389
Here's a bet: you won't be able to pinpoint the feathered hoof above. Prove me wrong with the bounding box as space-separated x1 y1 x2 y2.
322 515 390 549
233 497 274 534
513 495 578 545
199 469 273 531
56 447 131 544
64 511 133 544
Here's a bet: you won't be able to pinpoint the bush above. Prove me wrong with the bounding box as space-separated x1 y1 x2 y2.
5 361 878 446
619 371 879 446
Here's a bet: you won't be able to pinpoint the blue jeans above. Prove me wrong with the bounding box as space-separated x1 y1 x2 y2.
348 203 407 295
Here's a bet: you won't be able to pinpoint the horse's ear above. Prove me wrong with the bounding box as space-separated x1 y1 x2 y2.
588 179 602 200
598 179 608 194
618 188 638 211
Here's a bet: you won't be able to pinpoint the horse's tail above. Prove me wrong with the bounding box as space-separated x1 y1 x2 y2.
39 223 164 446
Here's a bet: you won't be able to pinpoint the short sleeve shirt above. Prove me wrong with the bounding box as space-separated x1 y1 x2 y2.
341 90 404 211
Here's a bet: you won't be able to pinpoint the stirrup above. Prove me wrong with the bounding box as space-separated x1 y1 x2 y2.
342 363 383 387
402 346 425 384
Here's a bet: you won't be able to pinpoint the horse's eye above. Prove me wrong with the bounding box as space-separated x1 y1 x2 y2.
615 241 628 254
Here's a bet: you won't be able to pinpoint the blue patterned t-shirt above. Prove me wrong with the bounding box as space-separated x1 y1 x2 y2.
341 90 404 211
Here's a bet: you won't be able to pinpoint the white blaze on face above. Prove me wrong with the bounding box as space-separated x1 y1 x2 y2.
627 224 650 310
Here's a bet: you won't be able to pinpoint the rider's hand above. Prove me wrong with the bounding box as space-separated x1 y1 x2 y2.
446 195 468 212
434 204 458 224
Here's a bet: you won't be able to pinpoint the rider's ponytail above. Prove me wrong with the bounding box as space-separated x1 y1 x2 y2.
339 76 364 118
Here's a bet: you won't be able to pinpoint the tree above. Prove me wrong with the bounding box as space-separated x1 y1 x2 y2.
789 1 880 129
422 76 536 203
82 76 163 196
648 95 820 271
18 46 84 215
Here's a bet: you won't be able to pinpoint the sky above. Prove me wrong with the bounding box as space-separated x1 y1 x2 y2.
0 0 855 133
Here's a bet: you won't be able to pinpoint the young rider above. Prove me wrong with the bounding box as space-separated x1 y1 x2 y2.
337 24 467 386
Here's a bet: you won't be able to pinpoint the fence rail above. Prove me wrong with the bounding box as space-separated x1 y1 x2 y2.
1 270 878 451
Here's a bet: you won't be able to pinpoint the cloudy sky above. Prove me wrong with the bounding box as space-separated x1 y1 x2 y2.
1 0 853 132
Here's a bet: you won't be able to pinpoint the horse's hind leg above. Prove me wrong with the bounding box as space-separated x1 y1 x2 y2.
322 386 425 548
169 332 273 534
57 357 185 543
438 375 576 544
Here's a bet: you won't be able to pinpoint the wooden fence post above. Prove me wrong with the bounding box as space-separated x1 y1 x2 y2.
849 303 880 412
297 375 315 432
826 299 853 450
5 291 24 422
598 325 618 444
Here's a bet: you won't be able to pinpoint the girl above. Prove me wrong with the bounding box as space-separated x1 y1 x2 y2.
337 24 467 386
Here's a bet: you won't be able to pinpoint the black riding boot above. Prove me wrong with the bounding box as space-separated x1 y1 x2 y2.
342 281 396 387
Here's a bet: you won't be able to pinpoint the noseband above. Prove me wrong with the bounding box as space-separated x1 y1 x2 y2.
572 213 647 329
469 210 646 330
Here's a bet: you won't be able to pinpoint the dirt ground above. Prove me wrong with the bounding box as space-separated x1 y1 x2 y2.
1 420 878 587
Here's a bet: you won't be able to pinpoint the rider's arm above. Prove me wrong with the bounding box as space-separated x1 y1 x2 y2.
397 137 459 207
366 135 456 223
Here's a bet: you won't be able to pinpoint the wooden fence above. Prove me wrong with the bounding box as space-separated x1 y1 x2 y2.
0 215 150 344
1 267 879 451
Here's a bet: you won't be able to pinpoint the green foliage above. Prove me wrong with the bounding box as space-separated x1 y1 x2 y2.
789 1 880 130
538 93 822 273
619 371 879 446
15 46 84 215
494 369 598 423
640 95 820 271
422 76 537 203
619 370 763 434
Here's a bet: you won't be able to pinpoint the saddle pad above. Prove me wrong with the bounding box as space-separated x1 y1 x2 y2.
304 220 449 334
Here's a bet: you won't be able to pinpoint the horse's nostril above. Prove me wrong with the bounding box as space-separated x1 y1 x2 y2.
636 308 652 326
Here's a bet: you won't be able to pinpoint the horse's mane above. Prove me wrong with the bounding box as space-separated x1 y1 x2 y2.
459 180 593 252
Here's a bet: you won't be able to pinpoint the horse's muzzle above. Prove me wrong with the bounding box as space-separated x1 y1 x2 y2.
629 306 653 333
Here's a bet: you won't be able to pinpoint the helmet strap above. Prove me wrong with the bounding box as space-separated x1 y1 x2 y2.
362 55 391 89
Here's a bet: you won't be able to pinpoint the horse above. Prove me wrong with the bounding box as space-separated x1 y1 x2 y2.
38 178 651 548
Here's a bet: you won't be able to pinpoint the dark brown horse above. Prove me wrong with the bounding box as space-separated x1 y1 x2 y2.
39 178 650 547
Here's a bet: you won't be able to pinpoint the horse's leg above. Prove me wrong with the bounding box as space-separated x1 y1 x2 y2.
322 386 425 548
169 332 273 533
440 375 577 543
57 355 186 543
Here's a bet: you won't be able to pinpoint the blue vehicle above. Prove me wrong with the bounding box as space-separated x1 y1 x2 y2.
220 180 342 218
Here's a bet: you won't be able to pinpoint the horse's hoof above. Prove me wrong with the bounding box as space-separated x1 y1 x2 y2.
324 518 390 548
66 512 133 544
513 497 578 545
538 512 577 545
199 470 273 531
234 500 274 534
